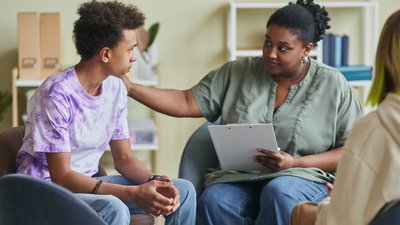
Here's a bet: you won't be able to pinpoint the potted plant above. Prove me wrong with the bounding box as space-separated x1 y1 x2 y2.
133 22 160 82
0 91 12 123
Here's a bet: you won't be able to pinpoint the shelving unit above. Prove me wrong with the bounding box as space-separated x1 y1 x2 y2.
228 1 379 62
227 0 379 103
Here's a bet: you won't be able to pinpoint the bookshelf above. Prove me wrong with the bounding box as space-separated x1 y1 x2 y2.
228 1 379 63
227 1 379 102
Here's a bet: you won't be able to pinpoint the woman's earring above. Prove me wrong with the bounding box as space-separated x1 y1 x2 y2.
301 56 309 64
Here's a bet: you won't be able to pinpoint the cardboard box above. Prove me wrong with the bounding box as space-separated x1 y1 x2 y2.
40 12 62 78
18 12 41 79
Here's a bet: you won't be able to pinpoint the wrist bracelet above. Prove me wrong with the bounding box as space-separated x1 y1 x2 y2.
147 174 162 182
92 180 103 194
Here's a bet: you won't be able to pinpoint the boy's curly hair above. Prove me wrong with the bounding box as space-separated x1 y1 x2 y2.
267 0 330 47
73 0 145 60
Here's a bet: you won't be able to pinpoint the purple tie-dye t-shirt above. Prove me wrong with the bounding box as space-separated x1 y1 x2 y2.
16 67 129 181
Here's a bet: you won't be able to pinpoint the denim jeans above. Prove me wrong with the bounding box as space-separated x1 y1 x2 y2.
197 175 328 225
76 175 196 225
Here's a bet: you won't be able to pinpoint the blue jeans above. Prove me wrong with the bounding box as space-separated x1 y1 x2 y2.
76 176 196 225
197 175 328 225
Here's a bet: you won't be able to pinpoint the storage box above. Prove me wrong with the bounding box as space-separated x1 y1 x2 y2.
18 12 41 79
40 13 62 78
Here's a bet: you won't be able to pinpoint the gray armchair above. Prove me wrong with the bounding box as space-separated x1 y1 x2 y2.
0 173 108 225
179 122 400 225
369 202 400 225
178 120 219 199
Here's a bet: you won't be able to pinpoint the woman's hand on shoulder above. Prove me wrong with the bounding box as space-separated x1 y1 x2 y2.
254 148 298 171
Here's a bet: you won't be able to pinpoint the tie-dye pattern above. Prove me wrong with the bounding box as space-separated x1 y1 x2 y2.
16 67 129 181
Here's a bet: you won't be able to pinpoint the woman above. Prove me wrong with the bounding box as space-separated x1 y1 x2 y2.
16 1 196 225
123 0 362 224
292 9 400 225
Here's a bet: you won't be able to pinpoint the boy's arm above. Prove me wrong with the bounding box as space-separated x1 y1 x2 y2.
46 150 175 215
109 138 153 184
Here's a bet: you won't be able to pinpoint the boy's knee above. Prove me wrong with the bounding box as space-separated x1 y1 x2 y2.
174 179 196 202
100 195 130 224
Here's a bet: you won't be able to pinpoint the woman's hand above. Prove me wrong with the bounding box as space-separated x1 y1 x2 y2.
253 148 298 171
326 182 334 197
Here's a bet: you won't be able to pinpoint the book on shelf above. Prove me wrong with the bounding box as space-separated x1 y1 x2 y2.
341 35 349 67
322 33 371 81
322 33 330 65
335 65 372 81
333 35 342 67
322 33 349 68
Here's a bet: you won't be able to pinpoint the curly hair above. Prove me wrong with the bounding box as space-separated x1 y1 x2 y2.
73 0 145 60
266 0 330 47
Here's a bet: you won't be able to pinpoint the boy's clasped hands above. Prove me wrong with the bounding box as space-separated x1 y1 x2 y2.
135 175 180 217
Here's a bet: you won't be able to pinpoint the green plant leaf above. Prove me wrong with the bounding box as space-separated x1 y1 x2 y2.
145 22 160 51
0 91 12 122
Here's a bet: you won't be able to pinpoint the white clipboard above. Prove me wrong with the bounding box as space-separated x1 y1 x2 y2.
208 124 280 171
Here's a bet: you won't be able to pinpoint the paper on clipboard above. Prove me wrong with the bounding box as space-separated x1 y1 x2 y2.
208 124 279 171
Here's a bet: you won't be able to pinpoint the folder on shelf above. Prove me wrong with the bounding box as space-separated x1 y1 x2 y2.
18 12 41 79
336 65 372 81
40 13 62 78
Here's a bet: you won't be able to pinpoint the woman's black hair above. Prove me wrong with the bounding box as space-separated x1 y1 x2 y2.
266 0 330 46
73 0 145 60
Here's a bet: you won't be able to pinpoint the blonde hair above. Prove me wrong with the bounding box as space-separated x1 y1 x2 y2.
367 10 400 107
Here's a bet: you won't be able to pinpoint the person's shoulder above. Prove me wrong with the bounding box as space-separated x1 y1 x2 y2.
227 56 264 67
344 110 378 146
223 56 265 75
104 75 127 95
312 60 343 78
38 67 76 95
311 59 349 86
104 75 124 87
353 110 379 130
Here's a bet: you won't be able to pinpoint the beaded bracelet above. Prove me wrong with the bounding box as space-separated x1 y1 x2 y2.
91 180 103 194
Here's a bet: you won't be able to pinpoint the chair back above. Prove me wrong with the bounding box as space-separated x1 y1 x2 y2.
0 127 153 225
0 125 108 177
0 126 25 176
369 201 400 225
178 121 219 198
0 174 107 225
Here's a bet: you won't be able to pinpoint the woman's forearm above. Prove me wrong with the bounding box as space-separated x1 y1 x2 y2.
295 147 343 173
126 81 202 117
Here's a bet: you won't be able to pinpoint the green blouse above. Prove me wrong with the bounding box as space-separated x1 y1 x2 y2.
192 57 363 186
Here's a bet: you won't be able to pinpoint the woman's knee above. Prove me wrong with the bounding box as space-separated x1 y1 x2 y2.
262 176 304 196
198 184 229 210
261 176 327 205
